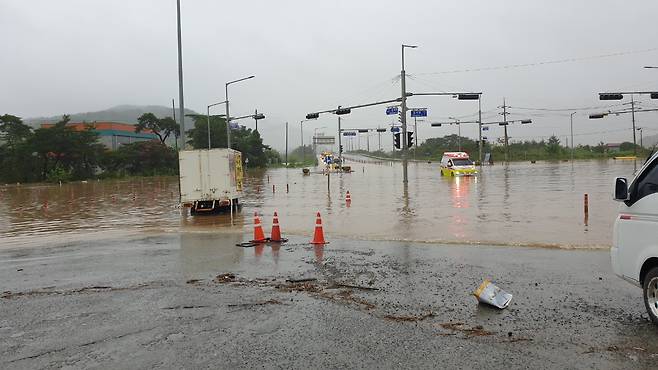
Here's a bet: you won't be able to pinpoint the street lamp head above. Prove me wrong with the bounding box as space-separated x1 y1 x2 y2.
227 75 256 86
589 113 607 119
402 44 418 48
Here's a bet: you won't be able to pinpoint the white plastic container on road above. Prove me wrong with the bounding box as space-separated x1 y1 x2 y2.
473 279 513 309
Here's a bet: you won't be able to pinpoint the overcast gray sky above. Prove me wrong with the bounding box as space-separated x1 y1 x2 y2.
3 0 658 151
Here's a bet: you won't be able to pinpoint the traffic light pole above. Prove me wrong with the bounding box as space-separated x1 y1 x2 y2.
401 45 412 184
414 117 418 159
478 98 483 165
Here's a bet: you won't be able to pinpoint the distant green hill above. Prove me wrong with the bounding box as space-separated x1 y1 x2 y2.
25 105 197 127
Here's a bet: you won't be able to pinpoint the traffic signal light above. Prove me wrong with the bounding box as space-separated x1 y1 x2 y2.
376 128 387 133
340 145 343 153
393 133 401 149
306 113 319 119
651 92 658 99
335 107 351 115
407 132 413 148
457 94 480 100
398 111 403 123
599 93 624 100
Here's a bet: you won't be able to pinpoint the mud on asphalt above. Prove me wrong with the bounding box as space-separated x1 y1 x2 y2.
1 234 657 369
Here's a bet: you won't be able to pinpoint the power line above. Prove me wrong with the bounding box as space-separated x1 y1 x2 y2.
508 103 626 112
416 47 658 75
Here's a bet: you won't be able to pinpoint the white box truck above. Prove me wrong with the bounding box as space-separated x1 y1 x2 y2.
178 149 244 214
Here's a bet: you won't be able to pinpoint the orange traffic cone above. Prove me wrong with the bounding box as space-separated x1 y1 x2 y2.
251 212 267 243
270 211 283 242
345 191 352 205
310 212 327 244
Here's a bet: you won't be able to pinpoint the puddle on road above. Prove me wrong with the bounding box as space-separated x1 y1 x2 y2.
0 157 637 249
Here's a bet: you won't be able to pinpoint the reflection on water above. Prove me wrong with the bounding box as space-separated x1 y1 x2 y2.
0 157 639 248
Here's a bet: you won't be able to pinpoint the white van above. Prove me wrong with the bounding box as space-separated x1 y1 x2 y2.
611 151 658 324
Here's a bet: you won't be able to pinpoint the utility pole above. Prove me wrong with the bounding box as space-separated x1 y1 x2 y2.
285 122 288 165
300 121 304 163
458 122 461 151
500 98 510 162
631 95 637 157
254 109 259 132
176 0 186 149
366 132 370 152
338 116 342 165
637 127 644 148
570 112 576 162
378 126 381 151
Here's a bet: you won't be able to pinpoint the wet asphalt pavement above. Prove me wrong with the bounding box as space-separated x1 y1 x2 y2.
1 232 657 369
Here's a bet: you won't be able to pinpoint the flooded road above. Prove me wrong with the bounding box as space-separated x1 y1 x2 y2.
0 157 638 248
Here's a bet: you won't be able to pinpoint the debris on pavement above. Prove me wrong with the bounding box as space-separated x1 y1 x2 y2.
227 299 282 308
384 311 435 322
328 283 380 291
473 279 513 309
214 273 237 283
162 305 209 310
436 322 494 337
285 277 317 283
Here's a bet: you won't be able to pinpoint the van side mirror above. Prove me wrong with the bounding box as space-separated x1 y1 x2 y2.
614 177 629 201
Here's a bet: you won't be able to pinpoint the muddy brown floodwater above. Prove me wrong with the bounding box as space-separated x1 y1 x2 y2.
0 157 638 249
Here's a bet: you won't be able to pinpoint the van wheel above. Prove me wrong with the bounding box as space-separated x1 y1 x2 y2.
643 267 658 325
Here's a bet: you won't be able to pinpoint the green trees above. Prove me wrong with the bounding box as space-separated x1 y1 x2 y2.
186 114 279 167
30 115 106 181
546 135 562 155
135 113 179 144
287 145 316 166
0 115 106 183
0 114 36 183
411 134 484 159
0 114 32 150
103 141 177 176
0 111 280 183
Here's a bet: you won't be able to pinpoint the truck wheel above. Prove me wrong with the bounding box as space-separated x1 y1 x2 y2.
643 266 658 325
